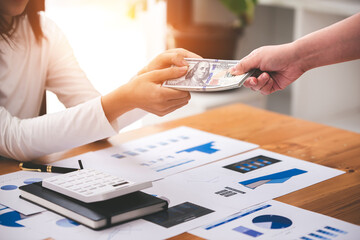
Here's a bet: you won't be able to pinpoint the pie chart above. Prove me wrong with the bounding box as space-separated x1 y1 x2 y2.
252 215 292 229
56 218 80 228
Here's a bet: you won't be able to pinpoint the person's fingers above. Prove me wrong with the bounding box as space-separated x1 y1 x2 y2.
160 49 201 67
149 96 189 116
170 53 190 67
157 87 190 102
139 49 201 75
142 52 189 75
166 48 202 59
230 49 262 75
138 53 179 75
251 72 270 91
163 97 190 112
165 100 189 114
156 52 187 67
157 49 202 67
155 99 190 117
144 65 188 84
166 92 191 103
243 77 258 88
259 77 275 95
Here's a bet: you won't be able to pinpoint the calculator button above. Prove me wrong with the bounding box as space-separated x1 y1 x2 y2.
42 169 152 202
113 182 128 187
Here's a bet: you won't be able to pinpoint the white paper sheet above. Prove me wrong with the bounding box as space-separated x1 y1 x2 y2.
0 152 95 216
155 149 344 211
87 126 258 181
3 132 349 239
19 179 236 240
0 204 50 240
190 200 360 240
0 171 57 215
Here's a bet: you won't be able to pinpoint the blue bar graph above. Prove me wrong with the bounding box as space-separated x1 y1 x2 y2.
324 226 347 234
317 229 337 237
239 168 307 189
233 226 263 237
176 141 219 154
309 233 330 240
223 155 281 174
111 153 125 159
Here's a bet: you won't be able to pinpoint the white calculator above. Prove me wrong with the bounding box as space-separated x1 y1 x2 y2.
42 169 152 203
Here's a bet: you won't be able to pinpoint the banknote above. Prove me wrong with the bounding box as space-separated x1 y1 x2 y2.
163 58 255 92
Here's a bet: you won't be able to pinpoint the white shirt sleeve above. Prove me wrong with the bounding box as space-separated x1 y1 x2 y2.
42 15 148 135
0 97 116 161
42 15 147 132
0 15 148 161
0 100 147 162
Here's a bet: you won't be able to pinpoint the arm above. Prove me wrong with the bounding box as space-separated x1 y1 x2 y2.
101 64 190 122
0 55 193 161
0 13 199 161
231 13 360 95
296 12 360 71
44 16 199 122
0 99 116 161
102 48 201 122
0 61 191 161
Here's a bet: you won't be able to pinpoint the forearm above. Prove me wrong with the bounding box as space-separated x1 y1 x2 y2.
294 13 360 72
0 98 117 161
101 84 135 123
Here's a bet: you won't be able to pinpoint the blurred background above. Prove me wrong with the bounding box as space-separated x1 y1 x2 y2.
45 0 360 133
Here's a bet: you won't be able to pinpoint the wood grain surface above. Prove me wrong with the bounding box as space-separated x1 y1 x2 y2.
1 103 359 239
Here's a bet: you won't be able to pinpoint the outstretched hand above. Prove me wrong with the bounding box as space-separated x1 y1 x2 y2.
230 43 305 95
128 48 201 116
127 65 191 116
102 49 202 122
138 48 202 75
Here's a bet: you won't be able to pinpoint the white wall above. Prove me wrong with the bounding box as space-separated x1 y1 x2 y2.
291 9 360 132
191 0 360 133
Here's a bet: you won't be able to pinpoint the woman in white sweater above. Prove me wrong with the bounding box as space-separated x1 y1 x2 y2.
0 0 198 161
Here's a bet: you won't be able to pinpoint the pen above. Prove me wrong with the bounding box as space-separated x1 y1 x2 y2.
19 162 80 173
78 159 84 170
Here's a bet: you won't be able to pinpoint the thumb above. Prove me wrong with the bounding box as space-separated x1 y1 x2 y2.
143 66 188 84
230 51 261 75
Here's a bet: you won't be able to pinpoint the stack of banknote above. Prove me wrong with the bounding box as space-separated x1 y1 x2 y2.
163 58 254 92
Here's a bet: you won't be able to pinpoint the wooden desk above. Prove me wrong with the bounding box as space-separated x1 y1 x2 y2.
1 103 359 239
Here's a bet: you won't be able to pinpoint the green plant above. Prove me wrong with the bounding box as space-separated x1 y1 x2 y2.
218 0 257 27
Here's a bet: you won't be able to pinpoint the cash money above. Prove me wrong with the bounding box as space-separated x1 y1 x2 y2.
163 58 255 92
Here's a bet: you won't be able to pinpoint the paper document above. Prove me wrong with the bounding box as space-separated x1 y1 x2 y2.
0 152 94 215
88 126 258 181
0 204 50 240
155 149 344 211
190 200 360 240
19 179 236 240
0 171 56 215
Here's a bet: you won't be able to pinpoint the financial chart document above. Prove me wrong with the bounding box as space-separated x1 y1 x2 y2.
155 149 344 211
84 126 258 181
190 200 360 240
0 171 56 215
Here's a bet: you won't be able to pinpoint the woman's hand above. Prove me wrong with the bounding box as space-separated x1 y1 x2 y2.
102 49 201 122
102 62 195 122
138 48 202 75
126 65 191 116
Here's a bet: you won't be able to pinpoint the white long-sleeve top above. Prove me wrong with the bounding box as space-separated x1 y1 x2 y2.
0 13 145 161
